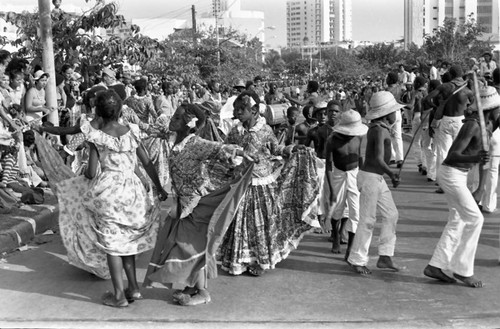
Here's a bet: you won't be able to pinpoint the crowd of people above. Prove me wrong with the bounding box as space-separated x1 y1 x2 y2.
0 45 499 307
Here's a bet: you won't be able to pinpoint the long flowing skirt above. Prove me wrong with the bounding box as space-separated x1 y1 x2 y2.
218 149 319 275
144 164 253 288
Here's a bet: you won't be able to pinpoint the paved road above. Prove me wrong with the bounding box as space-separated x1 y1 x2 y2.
0 152 499 329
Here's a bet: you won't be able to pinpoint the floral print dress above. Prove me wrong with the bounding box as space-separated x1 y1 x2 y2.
218 116 320 275
57 123 160 278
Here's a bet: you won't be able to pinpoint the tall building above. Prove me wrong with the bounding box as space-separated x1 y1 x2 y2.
404 0 500 48
286 0 352 50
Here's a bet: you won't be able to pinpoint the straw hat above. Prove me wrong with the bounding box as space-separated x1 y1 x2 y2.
233 79 245 89
33 70 49 81
366 91 405 120
102 67 116 79
478 86 500 111
313 100 328 115
333 109 368 136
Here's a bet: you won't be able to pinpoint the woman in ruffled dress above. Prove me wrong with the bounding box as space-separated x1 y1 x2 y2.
218 91 320 276
57 90 167 308
144 103 254 306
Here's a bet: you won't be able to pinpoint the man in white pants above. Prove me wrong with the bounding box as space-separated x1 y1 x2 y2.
428 65 474 193
325 109 368 260
347 91 404 275
424 86 499 288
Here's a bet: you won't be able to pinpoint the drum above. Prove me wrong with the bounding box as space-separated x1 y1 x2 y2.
265 104 288 126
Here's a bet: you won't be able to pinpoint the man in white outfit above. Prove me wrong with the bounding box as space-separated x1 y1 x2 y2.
325 109 368 260
424 86 499 288
347 91 404 275
428 65 473 193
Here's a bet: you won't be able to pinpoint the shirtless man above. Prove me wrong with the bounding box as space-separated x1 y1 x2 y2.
286 80 321 108
325 109 367 259
427 65 474 193
347 91 404 275
424 86 499 288
305 103 328 156
294 105 316 145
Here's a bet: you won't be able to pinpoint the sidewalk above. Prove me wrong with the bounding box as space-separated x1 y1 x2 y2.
0 188 59 254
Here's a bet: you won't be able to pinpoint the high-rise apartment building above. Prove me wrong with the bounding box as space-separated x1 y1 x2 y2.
286 0 352 49
404 0 500 48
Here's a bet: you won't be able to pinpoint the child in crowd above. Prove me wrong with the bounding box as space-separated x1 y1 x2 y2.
80 90 167 307
325 109 367 260
347 91 404 275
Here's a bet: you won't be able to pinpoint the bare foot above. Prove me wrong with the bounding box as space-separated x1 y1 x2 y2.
423 265 456 283
319 216 331 234
331 245 341 254
376 256 406 272
348 262 372 275
453 273 484 288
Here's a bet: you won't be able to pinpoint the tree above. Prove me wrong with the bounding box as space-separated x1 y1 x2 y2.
263 49 285 79
356 43 404 70
423 16 492 64
1 2 161 77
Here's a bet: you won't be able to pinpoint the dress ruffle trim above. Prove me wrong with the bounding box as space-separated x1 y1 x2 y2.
87 123 140 152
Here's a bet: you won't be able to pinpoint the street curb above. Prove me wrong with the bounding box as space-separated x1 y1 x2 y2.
0 204 59 254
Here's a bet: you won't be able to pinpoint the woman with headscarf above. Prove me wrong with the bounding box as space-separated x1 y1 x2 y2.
144 103 254 306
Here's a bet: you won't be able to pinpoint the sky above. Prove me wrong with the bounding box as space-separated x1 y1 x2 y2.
4 0 404 48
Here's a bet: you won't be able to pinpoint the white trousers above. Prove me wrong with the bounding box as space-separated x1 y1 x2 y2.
390 110 404 162
435 115 464 174
411 112 424 166
429 165 484 277
481 129 500 213
316 159 330 216
328 167 360 233
347 171 399 266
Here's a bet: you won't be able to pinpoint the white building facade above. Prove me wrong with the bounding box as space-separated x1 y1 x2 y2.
286 0 352 50
404 0 500 48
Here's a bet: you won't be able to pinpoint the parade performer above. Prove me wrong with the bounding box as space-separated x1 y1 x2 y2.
347 91 404 275
57 90 167 307
424 86 499 288
144 103 254 306
325 109 367 259
218 91 319 276
427 65 473 193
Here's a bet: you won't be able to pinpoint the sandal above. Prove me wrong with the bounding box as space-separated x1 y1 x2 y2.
247 265 265 277
102 291 128 308
124 288 143 303
178 289 211 306
172 287 198 302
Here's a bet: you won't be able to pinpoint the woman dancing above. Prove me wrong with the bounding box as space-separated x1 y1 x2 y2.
144 103 254 306
218 91 320 276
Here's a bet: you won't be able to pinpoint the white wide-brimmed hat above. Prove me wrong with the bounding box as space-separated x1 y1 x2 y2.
33 70 49 81
366 91 405 120
478 86 500 111
333 109 368 136
102 67 116 79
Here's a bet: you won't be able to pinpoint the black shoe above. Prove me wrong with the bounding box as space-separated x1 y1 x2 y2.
396 161 403 168
389 160 396 165
417 164 423 173
421 169 427 176
427 178 435 182
435 188 444 194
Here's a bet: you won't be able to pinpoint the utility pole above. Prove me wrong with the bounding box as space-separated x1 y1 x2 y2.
213 0 220 69
38 0 58 126
191 5 197 44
